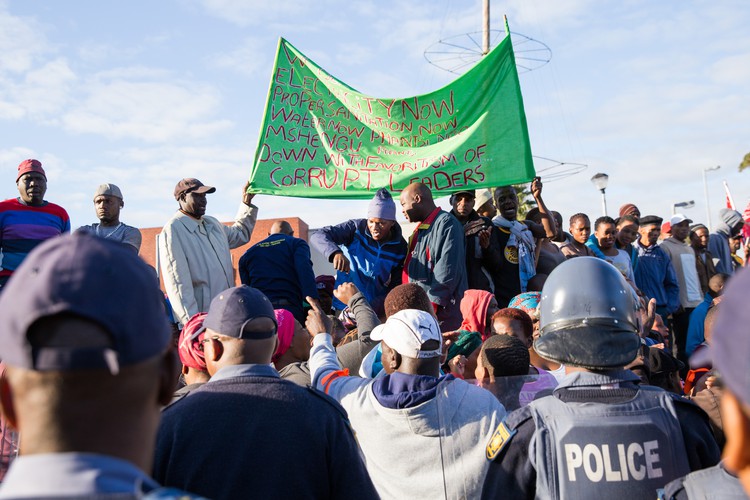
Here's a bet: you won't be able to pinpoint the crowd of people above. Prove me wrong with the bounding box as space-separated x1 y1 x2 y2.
0 157 749 499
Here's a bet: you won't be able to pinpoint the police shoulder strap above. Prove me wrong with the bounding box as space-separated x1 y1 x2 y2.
486 405 533 461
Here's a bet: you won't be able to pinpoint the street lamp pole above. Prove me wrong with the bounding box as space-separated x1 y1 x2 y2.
591 173 609 217
703 165 721 230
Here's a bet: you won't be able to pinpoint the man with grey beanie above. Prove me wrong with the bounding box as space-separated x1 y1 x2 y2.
708 208 745 274
310 188 407 316
77 183 142 253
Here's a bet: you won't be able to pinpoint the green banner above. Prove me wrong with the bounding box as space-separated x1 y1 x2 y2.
249 33 534 199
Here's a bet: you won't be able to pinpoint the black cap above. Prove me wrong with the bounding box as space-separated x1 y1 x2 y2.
639 215 663 227
203 286 277 339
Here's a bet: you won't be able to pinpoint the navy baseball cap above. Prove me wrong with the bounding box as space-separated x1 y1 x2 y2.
712 269 750 407
0 233 171 374
203 286 277 339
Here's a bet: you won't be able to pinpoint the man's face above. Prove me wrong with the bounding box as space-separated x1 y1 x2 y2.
94 195 122 224
17 172 47 205
616 222 639 247
180 191 207 218
690 227 709 249
367 218 395 242
595 223 616 249
731 237 742 253
569 218 591 245
732 221 746 237
671 220 690 241
639 224 660 246
494 186 518 220
451 193 475 218
290 319 312 361
399 190 419 222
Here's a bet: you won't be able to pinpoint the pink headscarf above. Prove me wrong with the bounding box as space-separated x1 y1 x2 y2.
459 290 494 341
273 309 295 363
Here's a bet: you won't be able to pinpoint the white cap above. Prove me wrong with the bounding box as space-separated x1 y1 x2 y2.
370 309 442 359
475 188 494 209
670 213 693 226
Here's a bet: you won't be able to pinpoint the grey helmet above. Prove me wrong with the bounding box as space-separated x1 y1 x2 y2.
534 257 641 369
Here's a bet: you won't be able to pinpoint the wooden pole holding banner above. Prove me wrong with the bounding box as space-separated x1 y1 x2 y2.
482 0 490 55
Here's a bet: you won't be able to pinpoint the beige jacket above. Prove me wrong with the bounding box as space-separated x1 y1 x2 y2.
159 204 257 325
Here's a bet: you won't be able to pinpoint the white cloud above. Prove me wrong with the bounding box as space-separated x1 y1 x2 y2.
0 3 52 74
209 37 268 77
62 79 232 142
191 0 312 27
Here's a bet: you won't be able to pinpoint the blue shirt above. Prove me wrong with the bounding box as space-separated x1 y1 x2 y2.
686 293 713 357
0 453 159 498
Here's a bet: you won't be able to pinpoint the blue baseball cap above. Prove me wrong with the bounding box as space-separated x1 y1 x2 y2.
712 269 750 406
203 286 277 339
0 233 171 374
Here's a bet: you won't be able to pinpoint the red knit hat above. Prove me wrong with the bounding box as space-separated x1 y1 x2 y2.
16 159 46 182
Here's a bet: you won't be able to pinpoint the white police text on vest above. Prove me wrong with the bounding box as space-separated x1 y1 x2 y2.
564 440 663 482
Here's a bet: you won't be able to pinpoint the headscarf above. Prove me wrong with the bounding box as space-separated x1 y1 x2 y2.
178 312 207 371
508 292 541 321
446 330 483 361
273 309 296 363
459 289 494 341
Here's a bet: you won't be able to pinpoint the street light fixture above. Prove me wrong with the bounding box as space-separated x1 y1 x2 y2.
672 200 695 215
703 165 721 230
590 173 609 216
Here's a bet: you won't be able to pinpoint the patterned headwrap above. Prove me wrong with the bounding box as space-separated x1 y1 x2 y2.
178 312 207 371
507 292 541 321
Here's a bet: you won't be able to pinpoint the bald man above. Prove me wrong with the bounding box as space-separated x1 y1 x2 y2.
400 183 467 330
239 219 320 322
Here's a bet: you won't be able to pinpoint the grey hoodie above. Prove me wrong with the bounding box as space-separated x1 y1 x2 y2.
311 333 506 500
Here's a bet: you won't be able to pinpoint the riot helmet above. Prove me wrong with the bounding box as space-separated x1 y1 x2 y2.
534 257 641 369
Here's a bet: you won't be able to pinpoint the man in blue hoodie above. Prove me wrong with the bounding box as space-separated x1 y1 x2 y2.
311 188 407 317
634 215 680 320
709 208 745 275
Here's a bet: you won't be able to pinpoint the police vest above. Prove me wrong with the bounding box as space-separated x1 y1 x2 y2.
528 385 690 500
681 463 747 499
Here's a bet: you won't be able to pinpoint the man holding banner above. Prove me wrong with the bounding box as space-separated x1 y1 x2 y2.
400 183 467 331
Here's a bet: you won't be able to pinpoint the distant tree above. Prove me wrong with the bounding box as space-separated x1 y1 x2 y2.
740 152 750 172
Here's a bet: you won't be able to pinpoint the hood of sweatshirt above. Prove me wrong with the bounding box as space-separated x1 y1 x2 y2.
367 374 470 437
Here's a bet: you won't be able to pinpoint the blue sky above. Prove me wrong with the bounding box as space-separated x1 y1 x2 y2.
1 0 747 230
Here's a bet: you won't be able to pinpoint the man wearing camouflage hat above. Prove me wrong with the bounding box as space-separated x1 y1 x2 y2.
77 183 142 253
482 257 719 499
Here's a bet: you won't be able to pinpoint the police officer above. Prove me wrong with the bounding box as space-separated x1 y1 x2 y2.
481 257 720 499
661 269 750 499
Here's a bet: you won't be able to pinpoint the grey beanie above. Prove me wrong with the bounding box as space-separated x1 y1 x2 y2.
719 208 743 228
368 188 396 221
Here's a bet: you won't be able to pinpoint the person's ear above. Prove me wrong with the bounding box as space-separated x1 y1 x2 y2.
181 364 189 376
0 372 18 431
157 349 181 406
475 365 489 382
120 201 124 209
722 391 750 477
391 351 402 371
205 338 223 363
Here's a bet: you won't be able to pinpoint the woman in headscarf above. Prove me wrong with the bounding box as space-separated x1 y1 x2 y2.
273 309 312 386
